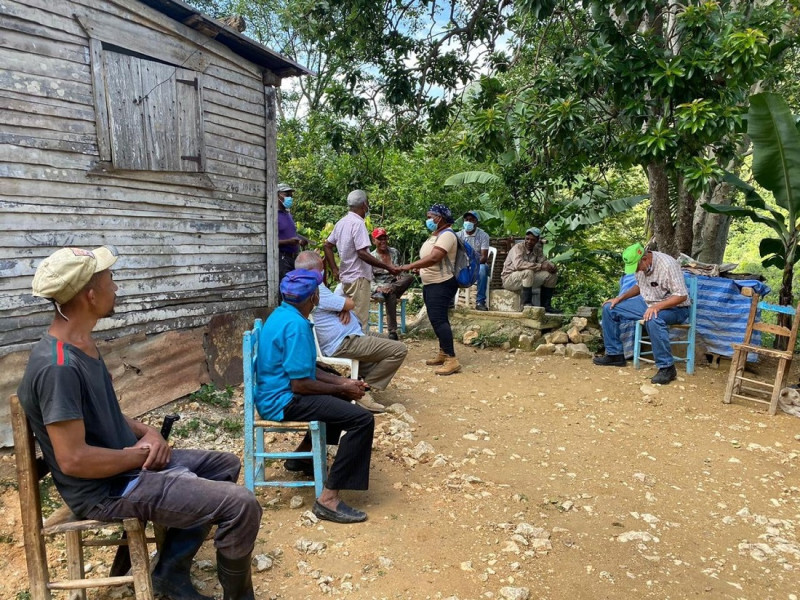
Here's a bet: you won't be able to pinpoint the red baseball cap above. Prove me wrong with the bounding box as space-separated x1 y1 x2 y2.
371 227 388 239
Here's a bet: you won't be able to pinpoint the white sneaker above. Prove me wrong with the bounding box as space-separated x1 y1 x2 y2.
355 392 385 413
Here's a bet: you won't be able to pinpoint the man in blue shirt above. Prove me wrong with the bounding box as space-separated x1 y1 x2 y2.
256 269 375 524
294 251 408 414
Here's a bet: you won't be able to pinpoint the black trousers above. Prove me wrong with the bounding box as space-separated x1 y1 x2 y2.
279 252 297 281
423 276 458 356
282 394 374 491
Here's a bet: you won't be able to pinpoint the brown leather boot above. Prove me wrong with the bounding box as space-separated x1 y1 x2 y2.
425 350 448 366
435 357 461 376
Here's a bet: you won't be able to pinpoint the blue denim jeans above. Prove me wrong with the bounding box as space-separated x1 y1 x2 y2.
476 264 489 306
84 449 261 560
601 296 689 368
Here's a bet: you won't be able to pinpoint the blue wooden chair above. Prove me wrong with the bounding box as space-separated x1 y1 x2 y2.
243 318 327 496
368 298 408 334
633 273 698 375
723 288 800 415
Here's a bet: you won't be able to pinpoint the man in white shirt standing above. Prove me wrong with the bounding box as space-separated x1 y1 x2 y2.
456 210 491 311
324 190 399 331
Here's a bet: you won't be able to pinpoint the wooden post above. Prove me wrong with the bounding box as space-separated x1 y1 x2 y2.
263 73 280 308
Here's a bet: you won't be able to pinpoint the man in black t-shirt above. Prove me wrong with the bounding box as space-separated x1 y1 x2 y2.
17 246 260 600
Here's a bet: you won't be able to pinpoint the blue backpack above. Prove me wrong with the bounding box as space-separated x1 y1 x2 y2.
442 229 480 288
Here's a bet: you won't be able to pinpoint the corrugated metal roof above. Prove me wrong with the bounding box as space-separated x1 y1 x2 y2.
140 0 313 78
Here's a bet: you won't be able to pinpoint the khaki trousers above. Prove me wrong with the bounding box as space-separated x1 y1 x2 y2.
501 269 557 291
332 334 408 390
343 278 372 333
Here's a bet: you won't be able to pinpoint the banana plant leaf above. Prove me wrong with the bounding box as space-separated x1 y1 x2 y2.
444 171 501 186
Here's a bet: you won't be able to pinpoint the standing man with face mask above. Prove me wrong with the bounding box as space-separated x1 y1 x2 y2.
457 210 491 311
324 189 399 332
277 183 308 280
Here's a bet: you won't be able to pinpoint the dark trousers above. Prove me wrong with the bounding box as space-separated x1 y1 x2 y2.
283 394 374 491
376 274 414 333
84 449 261 560
423 276 458 357
279 252 297 281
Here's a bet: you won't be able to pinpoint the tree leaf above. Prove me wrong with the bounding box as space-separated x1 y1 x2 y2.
444 171 501 186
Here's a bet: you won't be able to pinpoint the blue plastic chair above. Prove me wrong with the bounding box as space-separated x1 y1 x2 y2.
368 298 407 334
633 274 698 375
243 318 327 496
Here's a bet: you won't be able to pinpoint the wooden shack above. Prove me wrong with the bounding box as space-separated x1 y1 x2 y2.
0 0 310 445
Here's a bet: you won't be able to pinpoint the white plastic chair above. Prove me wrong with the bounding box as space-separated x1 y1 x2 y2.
309 314 360 379
456 246 497 308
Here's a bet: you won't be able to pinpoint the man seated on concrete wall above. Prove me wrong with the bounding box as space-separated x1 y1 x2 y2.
255 268 375 523
17 246 262 600
501 227 561 313
295 251 408 414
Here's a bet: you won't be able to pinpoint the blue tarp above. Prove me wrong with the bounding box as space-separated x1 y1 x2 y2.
618 273 770 359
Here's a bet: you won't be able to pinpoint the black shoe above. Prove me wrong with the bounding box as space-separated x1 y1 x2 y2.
388 331 399 340
285 458 314 476
544 306 563 314
541 287 561 313
520 286 533 307
592 354 626 367
651 365 677 385
476 303 488 311
312 500 367 524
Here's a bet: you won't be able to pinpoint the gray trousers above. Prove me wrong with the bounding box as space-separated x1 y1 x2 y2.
84 449 261 560
502 269 558 291
332 334 408 390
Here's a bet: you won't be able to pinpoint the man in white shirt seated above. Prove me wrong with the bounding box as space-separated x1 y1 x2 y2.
296 251 407 413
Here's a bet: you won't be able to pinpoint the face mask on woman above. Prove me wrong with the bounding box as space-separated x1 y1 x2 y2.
282 196 293 209
426 218 437 232
463 221 475 233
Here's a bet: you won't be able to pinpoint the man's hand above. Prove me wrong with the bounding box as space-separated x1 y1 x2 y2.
604 296 621 308
338 309 351 325
338 379 367 400
386 265 401 276
543 261 557 274
133 428 171 471
643 306 660 321
299 238 309 248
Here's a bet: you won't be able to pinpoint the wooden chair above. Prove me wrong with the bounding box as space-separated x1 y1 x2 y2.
633 274 699 375
242 319 328 496
369 297 408 334
723 288 800 415
10 394 154 600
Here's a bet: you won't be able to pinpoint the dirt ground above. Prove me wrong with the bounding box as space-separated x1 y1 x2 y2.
1 337 799 600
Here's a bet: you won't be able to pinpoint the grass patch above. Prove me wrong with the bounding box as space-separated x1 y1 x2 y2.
220 418 243 435
16 592 31 600
39 475 62 518
0 533 14 543
174 418 201 438
189 384 234 409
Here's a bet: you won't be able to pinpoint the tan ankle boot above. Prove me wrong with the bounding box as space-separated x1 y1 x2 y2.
425 350 448 366
435 357 461 376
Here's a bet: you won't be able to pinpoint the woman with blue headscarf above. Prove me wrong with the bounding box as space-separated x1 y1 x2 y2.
399 204 461 375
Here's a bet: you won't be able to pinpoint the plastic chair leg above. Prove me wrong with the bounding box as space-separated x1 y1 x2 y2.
400 299 407 333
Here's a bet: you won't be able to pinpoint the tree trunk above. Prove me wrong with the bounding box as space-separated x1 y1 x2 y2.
674 175 695 256
692 181 733 264
647 162 677 255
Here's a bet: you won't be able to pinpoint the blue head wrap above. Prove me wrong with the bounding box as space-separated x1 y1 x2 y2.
280 269 323 303
428 203 454 224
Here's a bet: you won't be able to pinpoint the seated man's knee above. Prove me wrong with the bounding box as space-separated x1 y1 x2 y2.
232 486 263 529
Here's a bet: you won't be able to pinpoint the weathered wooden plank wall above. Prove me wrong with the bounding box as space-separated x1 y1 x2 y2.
0 0 282 445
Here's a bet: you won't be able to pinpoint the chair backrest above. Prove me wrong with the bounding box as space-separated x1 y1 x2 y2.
10 394 54 599
741 288 800 349
242 318 263 420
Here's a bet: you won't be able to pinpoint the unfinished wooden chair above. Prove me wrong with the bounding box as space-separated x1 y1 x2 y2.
10 394 153 600
723 288 800 415
243 319 328 496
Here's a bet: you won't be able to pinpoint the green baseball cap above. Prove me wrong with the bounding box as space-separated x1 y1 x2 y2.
622 242 645 274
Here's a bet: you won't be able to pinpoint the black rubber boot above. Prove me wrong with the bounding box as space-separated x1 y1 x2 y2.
152 525 214 600
520 286 533 309
217 551 255 600
541 287 562 314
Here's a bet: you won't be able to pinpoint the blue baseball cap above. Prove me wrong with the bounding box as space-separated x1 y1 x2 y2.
526 227 541 237
463 210 479 221
280 269 322 303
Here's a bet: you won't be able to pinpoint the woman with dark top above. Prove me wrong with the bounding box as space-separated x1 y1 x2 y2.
399 204 461 375
369 227 414 340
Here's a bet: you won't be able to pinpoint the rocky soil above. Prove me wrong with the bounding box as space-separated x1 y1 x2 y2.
1 337 799 600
